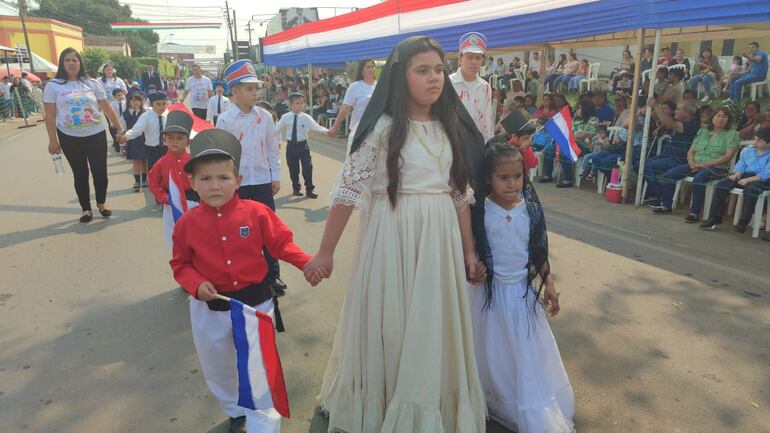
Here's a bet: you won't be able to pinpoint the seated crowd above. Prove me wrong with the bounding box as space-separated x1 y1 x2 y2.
483 42 770 241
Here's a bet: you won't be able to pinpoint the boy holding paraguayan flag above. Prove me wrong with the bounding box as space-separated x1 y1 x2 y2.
170 128 315 433
147 110 199 250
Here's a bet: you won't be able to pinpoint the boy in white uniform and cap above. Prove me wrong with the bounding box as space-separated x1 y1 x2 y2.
450 31 495 143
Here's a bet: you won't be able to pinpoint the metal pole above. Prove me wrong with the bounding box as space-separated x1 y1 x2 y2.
537 45 547 106
18 0 35 73
233 10 239 61
621 29 645 203
635 29 662 206
13 88 35 128
308 63 313 113
224 1 234 61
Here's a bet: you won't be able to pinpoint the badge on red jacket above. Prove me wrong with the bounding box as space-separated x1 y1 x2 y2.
240 226 250 238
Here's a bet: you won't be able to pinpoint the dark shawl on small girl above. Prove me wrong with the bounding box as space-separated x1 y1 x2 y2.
471 142 551 309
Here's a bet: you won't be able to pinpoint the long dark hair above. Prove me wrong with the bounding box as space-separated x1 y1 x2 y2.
100 63 119 83
355 58 375 82
382 38 467 208
54 48 88 83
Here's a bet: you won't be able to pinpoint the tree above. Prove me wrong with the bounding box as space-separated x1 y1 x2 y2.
31 0 159 57
81 48 109 77
107 53 141 80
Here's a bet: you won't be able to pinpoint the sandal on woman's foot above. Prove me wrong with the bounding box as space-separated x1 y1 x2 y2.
80 211 93 223
97 206 112 218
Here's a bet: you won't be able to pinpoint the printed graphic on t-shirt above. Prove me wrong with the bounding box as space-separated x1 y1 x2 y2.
61 90 102 130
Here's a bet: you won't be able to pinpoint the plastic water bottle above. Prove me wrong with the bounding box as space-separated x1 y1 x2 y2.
52 153 65 175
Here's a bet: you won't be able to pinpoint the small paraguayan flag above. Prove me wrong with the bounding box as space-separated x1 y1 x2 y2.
168 171 185 223
230 298 290 418
544 106 582 162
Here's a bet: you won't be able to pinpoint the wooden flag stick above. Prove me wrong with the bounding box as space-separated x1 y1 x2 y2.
214 293 232 302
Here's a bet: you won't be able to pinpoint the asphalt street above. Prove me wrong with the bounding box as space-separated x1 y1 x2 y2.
0 120 768 433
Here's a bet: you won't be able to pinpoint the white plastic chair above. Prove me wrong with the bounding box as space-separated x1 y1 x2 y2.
729 188 770 238
748 77 770 101
671 152 738 216
579 63 601 93
641 69 653 83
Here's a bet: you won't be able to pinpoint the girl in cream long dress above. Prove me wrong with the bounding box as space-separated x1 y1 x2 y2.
319 114 486 433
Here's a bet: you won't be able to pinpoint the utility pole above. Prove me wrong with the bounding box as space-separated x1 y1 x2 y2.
224 1 235 62
18 0 35 73
245 22 253 53
233 9 239 61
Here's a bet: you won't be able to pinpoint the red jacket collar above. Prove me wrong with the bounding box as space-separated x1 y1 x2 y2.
199 195 241 213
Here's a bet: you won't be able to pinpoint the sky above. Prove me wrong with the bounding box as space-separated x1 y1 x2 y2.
121 0 381 58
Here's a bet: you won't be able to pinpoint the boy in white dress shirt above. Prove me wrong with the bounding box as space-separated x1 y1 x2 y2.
118 91 168 170
110 88 126 153
275 93 328 198
215 60 288 295
449 32 494 143
207 82 231 126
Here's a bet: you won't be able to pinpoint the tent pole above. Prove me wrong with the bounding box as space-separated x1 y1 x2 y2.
621 29 645 203
634 29 662 206
308 63 313 113
537 45 548 106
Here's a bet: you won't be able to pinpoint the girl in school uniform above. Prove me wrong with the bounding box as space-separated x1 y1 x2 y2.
470 141 575 433
121 92 148 191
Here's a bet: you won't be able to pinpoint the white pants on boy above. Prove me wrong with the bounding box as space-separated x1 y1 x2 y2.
190 298 281 433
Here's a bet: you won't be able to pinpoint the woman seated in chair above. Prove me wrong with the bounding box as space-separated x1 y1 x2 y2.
651 107 740 223
701 127 770 233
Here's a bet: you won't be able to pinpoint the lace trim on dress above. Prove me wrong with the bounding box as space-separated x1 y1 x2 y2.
451 186 476 209
329 138 379 209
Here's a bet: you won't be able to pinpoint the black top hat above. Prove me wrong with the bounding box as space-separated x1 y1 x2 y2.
163 110 193 135
500 110 536 136
184 129 242 173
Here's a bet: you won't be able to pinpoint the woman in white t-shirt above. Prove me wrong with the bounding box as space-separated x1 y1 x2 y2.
99 63 127 101
44 48 123 223
179 63 214 120
327 58 376 138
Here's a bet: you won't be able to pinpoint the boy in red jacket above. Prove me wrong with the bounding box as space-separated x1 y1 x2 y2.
170 129 313 433
148 110 199 249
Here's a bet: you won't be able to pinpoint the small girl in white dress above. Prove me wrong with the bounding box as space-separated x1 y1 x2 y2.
470 140 575 433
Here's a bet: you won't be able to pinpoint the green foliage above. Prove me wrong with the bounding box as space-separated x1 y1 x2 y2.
345 61 359 81
31 0 159 57
133 56 159 70
107 53 141 79
81 48 109 77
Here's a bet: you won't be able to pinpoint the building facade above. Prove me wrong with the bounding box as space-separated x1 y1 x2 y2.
0 15 83 65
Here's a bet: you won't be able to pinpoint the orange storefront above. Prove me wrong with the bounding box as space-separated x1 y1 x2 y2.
0 15 83 66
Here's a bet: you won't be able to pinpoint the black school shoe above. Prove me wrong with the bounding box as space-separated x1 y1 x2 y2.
700 217 722 230
292 189 303 197
271 278 287 297
229 416 246 433
538 176 553 183
734 221 748 233
684 213 699 223
306 190 319 199
652 207 672 215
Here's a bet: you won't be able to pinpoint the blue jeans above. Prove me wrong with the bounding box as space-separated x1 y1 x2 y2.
643 156 681 200
553 74 574 91
729 74 765 100
580 151 598 173
689 73 713 94
569 75 585 92
593 151 624 177
542 142 575 181
660 164 728 213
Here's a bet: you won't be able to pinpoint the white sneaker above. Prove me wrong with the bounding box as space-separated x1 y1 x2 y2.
700 95 711 102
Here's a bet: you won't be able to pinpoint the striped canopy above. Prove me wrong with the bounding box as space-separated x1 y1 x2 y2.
262 0 770 66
